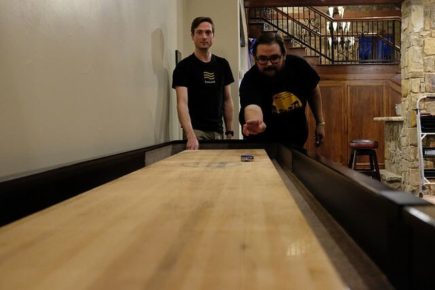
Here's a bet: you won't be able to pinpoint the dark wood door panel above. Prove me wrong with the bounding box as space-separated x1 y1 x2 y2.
304 65 399 167
347 82 385 166
307 82 347 164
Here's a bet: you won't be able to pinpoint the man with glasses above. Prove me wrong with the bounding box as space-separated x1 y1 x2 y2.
173 17 235 150
239 32 325 151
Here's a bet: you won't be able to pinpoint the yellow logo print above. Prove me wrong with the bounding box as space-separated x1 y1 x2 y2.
272 92 302 113
203 71 216 84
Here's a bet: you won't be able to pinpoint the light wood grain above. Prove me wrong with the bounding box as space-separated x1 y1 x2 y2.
0 149 346 290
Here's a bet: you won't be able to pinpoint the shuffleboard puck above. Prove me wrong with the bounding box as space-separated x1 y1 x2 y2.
241 154 254 162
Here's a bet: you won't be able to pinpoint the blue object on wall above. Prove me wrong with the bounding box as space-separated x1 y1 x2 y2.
359 35 373 61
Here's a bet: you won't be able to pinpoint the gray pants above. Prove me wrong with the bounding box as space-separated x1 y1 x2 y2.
184 129 223 140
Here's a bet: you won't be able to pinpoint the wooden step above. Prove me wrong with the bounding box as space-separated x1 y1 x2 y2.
286 47 306 57
304 55 320 66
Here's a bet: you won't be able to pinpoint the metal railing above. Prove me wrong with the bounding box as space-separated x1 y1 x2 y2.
248 7 401 64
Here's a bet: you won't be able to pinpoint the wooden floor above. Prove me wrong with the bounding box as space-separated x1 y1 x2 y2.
0 149 346 290
423 195 435 204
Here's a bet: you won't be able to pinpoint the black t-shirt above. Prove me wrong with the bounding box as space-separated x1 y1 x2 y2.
239 55 320 149
172 54 234 133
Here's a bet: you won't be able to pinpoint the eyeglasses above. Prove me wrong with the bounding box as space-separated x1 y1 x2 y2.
255 54 282 65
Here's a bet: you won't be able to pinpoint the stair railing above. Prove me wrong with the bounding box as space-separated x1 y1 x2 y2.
248 6 401 64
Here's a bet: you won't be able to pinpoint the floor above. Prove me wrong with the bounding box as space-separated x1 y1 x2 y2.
423 195 435 204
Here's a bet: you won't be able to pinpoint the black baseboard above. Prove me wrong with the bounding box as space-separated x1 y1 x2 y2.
0 148 149 226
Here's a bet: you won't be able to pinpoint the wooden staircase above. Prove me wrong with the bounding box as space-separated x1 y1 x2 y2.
286 47 320 66
247 6 401 65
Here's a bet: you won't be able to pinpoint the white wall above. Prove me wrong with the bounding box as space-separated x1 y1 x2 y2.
238 0 251 136
0 0 182 179
239 0 251 78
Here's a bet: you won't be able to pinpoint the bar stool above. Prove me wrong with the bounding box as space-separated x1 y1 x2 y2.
348 139 381 181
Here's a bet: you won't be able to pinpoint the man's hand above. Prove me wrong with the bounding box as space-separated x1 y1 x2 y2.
243 119 267 136
315 123 325 147
186 135 199 150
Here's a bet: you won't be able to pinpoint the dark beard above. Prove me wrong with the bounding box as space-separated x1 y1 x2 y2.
262 66 278 77
262 64 284 78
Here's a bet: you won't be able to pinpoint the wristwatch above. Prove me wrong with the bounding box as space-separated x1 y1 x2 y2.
225 130 234 136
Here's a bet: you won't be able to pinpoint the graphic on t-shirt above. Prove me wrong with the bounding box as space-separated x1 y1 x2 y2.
272 91 302 113
203 71 216 84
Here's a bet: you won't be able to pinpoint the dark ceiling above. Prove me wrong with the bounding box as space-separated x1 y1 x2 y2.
244 0 403 7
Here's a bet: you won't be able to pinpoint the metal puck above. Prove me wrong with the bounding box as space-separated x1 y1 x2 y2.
241 154 254 162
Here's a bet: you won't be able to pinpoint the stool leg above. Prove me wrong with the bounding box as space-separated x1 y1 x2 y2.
369 152 375 171
367 150 381 181
348 149 357 169
372 152 381 181
368 152 375 177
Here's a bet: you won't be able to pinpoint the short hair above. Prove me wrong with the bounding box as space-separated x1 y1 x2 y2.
253 32 286 56
191 17 215 35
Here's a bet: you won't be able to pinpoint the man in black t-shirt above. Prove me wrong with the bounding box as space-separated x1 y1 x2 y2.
239 32 325 151
172 17 234 150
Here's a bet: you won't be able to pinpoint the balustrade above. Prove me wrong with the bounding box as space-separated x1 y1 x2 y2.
248 6 401 64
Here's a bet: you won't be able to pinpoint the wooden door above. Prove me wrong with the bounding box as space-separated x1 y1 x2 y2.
347 81 385 167
307 80 386 168
307 82 347 165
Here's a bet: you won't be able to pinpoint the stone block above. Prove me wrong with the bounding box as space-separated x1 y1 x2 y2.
401 135 408 148
409 110 417 128
426 101 435 114
409 64 424 75
410 34 424 47
410 5 424 32
380 169 402 190
425 73 435 92
404 185 419 196
428 5 435 29
424 56 435 72
409 46 424 72
424 38 435 55
407 71 425 78
402 79 410 96
421 31 432 39
411 78 422 92
409 168 421 187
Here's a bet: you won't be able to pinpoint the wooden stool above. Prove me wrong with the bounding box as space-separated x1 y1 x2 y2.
348 139 381 181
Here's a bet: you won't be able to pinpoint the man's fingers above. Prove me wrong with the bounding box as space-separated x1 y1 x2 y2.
242 124 250 136
246 119 260 126
243 119 267 136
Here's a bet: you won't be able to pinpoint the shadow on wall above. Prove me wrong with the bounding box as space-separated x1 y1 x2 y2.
151 28 170 142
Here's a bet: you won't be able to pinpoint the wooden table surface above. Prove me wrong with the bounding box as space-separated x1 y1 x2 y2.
0 149 346 290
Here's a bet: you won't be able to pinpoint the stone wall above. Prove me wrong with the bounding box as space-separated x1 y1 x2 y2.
400 0 435 194
381 119 404 190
